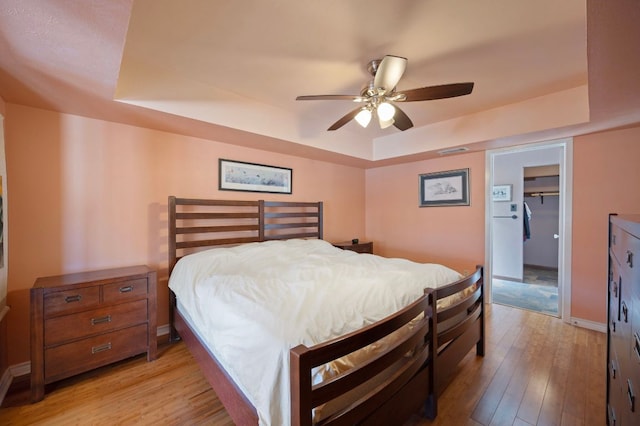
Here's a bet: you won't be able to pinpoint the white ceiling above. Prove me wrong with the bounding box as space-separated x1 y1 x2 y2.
116 0 588 160
1 1 638 165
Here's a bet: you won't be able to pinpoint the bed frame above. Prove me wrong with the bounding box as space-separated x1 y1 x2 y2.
167 196 484 425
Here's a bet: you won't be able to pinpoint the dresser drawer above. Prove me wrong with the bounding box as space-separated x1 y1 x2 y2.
614 295 633 360
44 323 148 383
333 241 373 254
611 258 621 322
611 223 623 262
631 306 640 373
44 286 101 317
621 230 640 295
348 242 373 253
608 403 618 426
613 225 640 288
609 349 624 417
103 278 148 303
44 299 148 346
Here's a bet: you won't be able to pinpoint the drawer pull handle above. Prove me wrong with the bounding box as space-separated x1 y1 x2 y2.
119 285 134 293
91 343 112 354
608 404 616 426
622 301 629 323
64 295 82 303
635 333 640 361
628 379 636 412
611 319 616 333
627 250 634 268
91 315 112 325
611 360 617 379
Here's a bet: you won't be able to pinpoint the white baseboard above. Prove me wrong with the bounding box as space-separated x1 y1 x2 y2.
571 317 606 333
0 367 11 405
0 361 29 406
10 361 31 377
3 326 171 381
0 305 9 323
493 275 523 283
0 324 174 406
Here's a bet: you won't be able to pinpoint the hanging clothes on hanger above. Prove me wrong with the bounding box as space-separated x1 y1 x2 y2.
523 201 532 241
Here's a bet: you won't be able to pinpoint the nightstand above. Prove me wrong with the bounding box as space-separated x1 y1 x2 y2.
30 265 157 402
333 241 373 254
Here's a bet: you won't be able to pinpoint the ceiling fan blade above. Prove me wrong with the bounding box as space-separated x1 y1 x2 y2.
296 94 364 101
392 105 413 131
373 55 407 94
398 82 474 102
328 107 362 131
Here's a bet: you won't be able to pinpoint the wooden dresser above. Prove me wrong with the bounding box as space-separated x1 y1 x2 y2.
332 241 373 254
30 265 157 402
608 214 640 425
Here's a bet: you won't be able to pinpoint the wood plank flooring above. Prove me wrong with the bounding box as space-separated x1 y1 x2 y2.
1 303 606 425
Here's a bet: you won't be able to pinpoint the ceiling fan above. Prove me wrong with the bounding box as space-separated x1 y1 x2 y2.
296 55 474 132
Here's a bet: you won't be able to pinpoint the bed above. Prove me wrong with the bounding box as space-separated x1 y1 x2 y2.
167 196 484 426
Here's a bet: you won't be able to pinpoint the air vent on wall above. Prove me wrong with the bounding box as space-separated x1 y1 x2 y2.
437 147 469 155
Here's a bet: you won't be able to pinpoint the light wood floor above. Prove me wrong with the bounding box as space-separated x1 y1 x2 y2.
0 303 606 425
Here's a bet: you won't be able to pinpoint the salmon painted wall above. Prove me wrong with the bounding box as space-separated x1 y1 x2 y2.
366 128 640 325
4 101 640 367
0 95 6 309
365 152 486 276
4 103 366 365
0 95 7 382
572 126 640 323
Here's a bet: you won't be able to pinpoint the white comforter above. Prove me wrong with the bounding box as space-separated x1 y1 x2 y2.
168 238 461 426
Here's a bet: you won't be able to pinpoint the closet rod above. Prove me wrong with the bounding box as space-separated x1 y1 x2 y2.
525 191 560 197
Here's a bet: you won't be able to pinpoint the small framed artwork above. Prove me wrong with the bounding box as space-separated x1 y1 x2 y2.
492 184 512 202
419 168 469 207
219 159 292 194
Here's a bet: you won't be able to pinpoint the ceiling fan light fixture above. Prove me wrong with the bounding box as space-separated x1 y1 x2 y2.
377 102 395 121
295 55 474 132
379 116 395 129
355 108 372 127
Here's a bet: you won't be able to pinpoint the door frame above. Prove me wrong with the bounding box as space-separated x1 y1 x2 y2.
484 138 573 322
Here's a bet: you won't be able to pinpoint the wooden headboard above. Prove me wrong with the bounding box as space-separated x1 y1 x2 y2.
168 196 323 274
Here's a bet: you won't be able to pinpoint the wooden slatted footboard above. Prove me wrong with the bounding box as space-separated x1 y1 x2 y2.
290 289 437 426
434 266 485 396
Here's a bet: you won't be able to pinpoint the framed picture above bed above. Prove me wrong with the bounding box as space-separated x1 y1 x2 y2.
219 159 292 194
419 168 469 207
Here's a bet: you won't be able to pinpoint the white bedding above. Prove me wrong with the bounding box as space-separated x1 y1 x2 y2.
168 238 461 426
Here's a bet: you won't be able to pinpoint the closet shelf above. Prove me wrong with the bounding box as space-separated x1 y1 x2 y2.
524 191 559 197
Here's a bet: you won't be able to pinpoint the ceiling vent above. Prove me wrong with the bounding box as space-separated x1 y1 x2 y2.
437 147 469 155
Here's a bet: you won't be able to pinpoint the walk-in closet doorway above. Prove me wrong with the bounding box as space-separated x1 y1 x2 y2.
485 139 573 322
